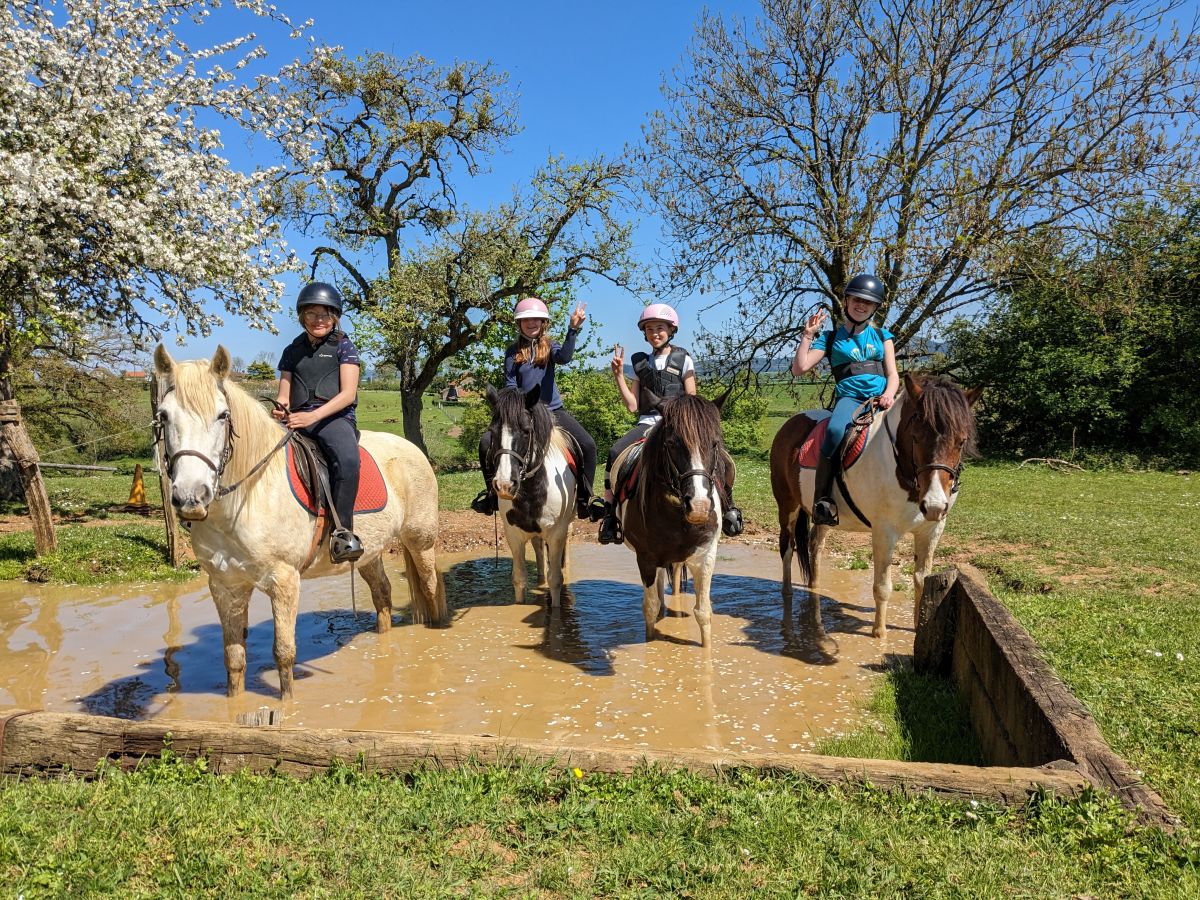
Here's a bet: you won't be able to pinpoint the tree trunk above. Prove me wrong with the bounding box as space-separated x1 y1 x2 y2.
0 413 57 555
399 390 430 457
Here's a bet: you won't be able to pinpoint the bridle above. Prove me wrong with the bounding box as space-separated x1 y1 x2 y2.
657 431 719 505
489 415 546 499
883 397 963 497
155 386 292 500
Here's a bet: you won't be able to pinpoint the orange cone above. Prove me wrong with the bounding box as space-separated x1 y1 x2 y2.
124 463 149 513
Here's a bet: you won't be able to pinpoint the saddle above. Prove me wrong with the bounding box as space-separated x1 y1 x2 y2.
285 433 388 518
795 410 871 471
611 439 646 504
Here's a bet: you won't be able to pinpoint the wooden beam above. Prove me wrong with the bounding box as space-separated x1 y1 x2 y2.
0 709 1089 809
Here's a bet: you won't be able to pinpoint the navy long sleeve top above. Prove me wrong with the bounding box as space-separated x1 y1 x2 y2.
503 327 579 410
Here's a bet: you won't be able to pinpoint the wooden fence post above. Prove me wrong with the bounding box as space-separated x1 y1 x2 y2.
150 379 183 567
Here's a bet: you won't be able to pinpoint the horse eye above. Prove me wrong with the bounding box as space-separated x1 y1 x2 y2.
217 410 231 422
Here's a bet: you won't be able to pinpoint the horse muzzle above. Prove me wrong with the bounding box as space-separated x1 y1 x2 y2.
176 501 210 521
684 497 713 525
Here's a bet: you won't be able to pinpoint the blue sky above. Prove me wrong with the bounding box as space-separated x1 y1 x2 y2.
177 0 762 372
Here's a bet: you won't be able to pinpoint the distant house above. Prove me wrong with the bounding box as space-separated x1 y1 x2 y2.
441 383 460 402
122 370 153 386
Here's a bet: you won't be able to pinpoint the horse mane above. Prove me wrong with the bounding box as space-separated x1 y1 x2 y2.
492 386 555 449
170 360 287 506
911 374 978 457
637 394 727 508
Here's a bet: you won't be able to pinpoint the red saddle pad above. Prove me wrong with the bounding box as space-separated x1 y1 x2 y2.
796 416 870 470
286 444 388 516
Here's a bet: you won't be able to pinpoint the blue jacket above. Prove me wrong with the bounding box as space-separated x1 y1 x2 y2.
503 328 579 410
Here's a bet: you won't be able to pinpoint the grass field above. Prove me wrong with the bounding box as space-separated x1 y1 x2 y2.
2 396 1198 891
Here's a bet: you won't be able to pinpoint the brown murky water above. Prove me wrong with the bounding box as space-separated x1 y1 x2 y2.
0 543 913 753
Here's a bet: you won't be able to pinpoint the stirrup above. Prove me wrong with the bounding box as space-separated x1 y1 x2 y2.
812 499 839 527
722 506 744 537
470 489 497 515
330 528 364 563
598 512 623 545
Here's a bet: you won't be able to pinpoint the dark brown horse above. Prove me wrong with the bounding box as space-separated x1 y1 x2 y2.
620 393 732 647
770 373 979 648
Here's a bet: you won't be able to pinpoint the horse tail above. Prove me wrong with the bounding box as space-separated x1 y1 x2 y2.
794 505 814 586
402 543 448 626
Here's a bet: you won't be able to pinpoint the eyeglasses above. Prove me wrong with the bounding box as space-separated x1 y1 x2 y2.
302 309 335 321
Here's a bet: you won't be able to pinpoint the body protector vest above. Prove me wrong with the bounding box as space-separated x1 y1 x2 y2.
289 335 343 410
632 346 689 415
828 328 886 383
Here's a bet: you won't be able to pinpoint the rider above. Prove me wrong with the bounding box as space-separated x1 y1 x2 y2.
471 296 600 520
598 304 744 545
273 282 365 563
790 273 899 526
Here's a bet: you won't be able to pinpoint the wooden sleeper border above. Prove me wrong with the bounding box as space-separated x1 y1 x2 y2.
0 568 1178 829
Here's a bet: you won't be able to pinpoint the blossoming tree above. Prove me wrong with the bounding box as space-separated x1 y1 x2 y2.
0 0 305 553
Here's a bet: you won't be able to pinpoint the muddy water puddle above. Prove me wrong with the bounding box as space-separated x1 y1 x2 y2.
0 543 913 753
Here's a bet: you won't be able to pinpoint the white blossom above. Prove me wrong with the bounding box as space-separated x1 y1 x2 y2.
0 0 311 361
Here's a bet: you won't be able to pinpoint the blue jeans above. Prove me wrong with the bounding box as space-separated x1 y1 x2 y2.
821 396 865 458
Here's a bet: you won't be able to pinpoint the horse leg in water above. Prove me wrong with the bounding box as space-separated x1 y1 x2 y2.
911 520 946 626
689 538 720 648
870 526 902 638
638 557 664 640
210 579 253 697
807 525 837 655
399 529 446 626
533 537 547 588
506 530 531 603
262 565 302 699
545 531 568 608
356 555 393 633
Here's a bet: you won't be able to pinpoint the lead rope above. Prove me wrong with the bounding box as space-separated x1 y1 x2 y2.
350 562 357 618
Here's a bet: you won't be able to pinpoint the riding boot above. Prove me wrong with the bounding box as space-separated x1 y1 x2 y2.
470 488 498 515
812 452 840 527
598 501 623 545
721 486 744 537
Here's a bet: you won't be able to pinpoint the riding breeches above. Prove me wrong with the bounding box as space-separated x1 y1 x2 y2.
303 415 360 530
821 396 864 458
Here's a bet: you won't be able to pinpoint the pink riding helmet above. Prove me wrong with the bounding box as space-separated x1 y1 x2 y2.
514 297 551 321
637 303 679 330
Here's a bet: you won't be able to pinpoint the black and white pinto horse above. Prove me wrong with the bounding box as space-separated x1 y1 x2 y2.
619 394 730 647
485 385 577 607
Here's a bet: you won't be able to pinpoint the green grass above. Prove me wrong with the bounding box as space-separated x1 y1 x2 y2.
0 524 198 584
2 754 1194 898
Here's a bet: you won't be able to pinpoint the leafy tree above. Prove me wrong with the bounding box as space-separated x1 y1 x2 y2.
0 0 304 551
268 49 633 454
244 361 276 381
946 199 1200 465
644 0 1200 384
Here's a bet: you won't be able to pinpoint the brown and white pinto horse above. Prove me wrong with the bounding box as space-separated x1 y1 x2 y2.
770 373 979 647
619 393 732 647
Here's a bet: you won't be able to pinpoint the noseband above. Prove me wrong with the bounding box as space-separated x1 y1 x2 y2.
659 435 718 502
490 419 545 497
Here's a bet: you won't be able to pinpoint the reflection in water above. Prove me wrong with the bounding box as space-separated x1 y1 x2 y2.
0 542 914 752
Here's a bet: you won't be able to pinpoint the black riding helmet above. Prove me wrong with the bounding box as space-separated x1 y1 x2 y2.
296 282 343 315
844 274 885 306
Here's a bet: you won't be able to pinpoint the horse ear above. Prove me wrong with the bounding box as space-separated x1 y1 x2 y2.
903 371 922 398
211 346 232 380
153 344 175 378
524 384 541 410
485 385 499 408
965 385 983 407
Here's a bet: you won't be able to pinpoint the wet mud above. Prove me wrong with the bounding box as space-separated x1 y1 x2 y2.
0 543 914 754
